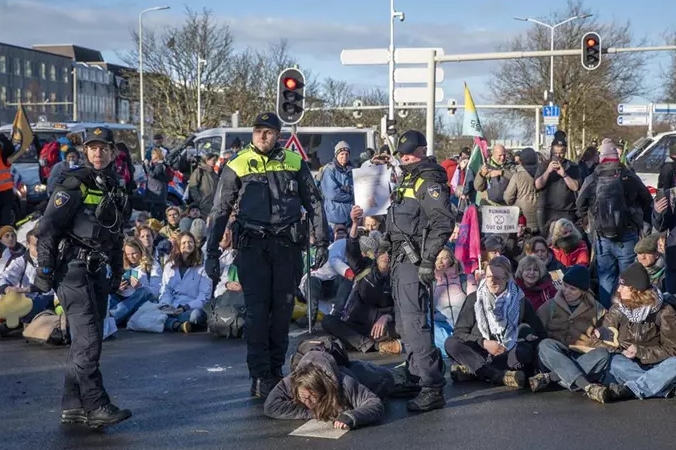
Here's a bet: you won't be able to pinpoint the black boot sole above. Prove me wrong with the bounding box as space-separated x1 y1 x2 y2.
406 398 446 412
61 416 87 425
87 411 132 428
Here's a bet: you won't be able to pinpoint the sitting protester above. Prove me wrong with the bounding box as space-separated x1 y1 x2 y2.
213 227 239 298
445 256 547 388
109 237 161 325
264 350 387 430
0 228 53 331
634 235 666 293
322 206 399 354
524 236 566 273
190 218 207 248
515 255 557 311
529 265 618 403
549 218 589 268
158 232 212 333
602 263 676 400
136 224 171 265
433 247 477 349
159 206 182 240
0 225 26 271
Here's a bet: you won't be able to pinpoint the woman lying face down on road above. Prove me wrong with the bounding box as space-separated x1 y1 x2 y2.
263 350 390 430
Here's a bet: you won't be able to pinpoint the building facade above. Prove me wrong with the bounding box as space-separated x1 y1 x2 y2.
0 42 73 125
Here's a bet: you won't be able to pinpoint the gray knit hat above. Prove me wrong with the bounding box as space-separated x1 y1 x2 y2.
190 218 206 240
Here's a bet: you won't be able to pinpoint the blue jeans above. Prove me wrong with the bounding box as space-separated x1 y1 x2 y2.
164 308 207 331
608 354 676 399
537 338 611 390
596 233 638 308
109 288 155 325
23 294 54 323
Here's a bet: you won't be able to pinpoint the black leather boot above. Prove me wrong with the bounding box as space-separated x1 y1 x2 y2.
86 404 132 428
406 387 445 412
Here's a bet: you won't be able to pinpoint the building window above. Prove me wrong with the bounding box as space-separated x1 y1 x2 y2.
40 63 46 79
63 67 69 83
40 92 47 112
25 61 32 77
0 87 6 104
25 90 33 110
14 58 20 75
50 65 56 81
64 94 70 116
0 56 5 73
50 93 57 113
15 88 21 102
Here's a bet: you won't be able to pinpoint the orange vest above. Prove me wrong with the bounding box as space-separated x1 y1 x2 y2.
0 159 13 192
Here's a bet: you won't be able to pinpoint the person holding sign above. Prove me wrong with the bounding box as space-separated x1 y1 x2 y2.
385 130 455 412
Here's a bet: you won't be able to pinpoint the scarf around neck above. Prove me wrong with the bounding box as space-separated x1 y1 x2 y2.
474 279 522 350
616 289 664 323
645 257 665 281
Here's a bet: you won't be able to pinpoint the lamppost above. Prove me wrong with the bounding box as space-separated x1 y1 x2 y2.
196 58 207 129
389 0 404 122
139 6 170 152
514 14 592 104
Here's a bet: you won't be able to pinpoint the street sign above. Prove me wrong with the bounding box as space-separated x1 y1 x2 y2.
394 87 444 103
394 67 444 83
617 115 649 126
284 134 308 160
653 104 676 114
340 47 445 65
617 104 649 114
543 105 560 126
545 125 558 136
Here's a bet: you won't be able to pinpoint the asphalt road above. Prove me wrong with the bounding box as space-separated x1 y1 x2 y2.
2 329 676 450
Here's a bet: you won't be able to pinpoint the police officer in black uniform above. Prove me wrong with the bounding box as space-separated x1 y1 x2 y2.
34 127 132 428
387 130 455 412
205 112 329 399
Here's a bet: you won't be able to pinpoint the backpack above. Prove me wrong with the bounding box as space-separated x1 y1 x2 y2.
205 290 246 339
22 310 69 346
593 170 629 239
289 335 350 372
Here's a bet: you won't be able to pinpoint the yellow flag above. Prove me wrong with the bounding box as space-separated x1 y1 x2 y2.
462 83 484 138
8 105 35 163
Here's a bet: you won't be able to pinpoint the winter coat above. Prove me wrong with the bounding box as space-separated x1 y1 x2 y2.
516 275 557 311
0 253 38 294
159 224 180 241
653 206 676 293
545 250 566 272
0 244 26 271
503 165 538 230
537 290 605 348
118 260 162 298
263 350 387 429
434 269 477 328
473 160 515 206
320 161 354 225
302 238 351 284
598 300 676 365
440 159 458 185
551 240 589 268
188 163 219 217
158 262 213 310
47 161 74 195
143 160 170 205
214 249 237 298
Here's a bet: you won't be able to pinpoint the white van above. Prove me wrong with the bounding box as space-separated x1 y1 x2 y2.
628 131 676 195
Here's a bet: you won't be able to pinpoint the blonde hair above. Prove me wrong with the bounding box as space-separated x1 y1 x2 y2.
151 148 164 161
123 237 154 274
515 255 547 280
550 218 581 245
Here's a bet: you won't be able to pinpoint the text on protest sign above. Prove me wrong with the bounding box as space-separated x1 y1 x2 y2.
480 206 520 233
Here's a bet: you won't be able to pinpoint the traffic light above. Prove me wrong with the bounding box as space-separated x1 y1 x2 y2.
581 32 601 70
276 67 305 125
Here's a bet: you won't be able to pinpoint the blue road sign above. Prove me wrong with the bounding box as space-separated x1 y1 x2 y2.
543 105 560 117
545 125 558 136
653 104 676 114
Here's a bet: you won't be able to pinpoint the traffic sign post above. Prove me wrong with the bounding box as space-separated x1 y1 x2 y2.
617 104 649 114
653 104 676 114
284 134 308 161
615 103 654 135
543 105 560 125
617 115 650 126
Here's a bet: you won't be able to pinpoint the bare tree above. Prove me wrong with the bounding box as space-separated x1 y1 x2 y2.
662 32 676 102
488 0 652 148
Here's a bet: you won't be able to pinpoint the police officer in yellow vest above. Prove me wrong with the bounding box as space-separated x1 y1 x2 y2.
205 112 329 399
386 130 455 412
34 127 132 428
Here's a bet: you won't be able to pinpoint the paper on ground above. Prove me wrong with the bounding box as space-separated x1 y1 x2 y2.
289 419 348 439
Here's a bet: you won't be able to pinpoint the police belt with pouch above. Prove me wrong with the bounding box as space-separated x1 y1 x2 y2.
58 239 109 273
231 220 307 249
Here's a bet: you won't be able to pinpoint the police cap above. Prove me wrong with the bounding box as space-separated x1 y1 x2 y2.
84 127 115 146
252 112 282 132
396 130 426 155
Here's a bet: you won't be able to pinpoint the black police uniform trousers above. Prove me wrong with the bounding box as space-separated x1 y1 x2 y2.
55 257 110 412
391 257 445 389
235 233 303 379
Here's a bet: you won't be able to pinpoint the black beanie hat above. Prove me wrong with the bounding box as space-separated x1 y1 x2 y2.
619 262 651 292
562 264 590 291
552 130 567 147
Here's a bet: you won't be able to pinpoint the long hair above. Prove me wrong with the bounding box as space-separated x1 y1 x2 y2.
617 286 659 310
290 363 347 421
123 237 154 274
524 236 549 256
168 231 202 268
549 218 582 246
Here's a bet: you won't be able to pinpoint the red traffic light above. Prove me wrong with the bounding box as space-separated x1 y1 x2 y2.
586 38 597 47
283 77 297 90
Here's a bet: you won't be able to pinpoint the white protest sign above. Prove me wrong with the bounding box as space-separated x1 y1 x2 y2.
352 164 391 216
480 206 520 233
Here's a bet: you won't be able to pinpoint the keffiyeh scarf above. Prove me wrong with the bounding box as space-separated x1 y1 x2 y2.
474 279 522 350
616 289 664 323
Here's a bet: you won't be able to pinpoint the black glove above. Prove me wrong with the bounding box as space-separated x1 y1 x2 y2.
33 272 53 294
418 260 436 286
313 245 329 269
205 256 221 280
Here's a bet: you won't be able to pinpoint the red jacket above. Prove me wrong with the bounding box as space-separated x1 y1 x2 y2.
440 159 458 186
516 276 557 311
551 240 589 268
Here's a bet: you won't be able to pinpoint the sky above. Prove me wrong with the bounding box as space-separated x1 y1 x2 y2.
0 0 673 121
